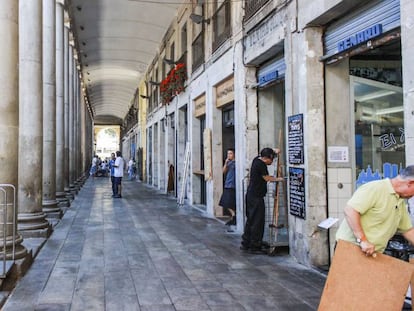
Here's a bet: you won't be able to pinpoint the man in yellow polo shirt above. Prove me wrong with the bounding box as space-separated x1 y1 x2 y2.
336 165 414 256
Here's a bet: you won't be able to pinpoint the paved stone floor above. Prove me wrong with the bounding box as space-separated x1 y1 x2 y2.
2 177 326 311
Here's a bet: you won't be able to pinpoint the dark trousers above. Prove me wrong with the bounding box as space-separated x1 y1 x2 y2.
111 176 116 195
114 177 122 195
241 193 265 249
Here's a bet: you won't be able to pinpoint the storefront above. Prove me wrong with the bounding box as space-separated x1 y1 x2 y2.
243 4 290 247
323 0 402 253
256 55 289 247
213 76 235 218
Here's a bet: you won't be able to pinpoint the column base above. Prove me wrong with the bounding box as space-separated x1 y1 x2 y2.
42 199 62 219
69 183 78 196
65 187 74 201
18 212 52 238
56 191 70 207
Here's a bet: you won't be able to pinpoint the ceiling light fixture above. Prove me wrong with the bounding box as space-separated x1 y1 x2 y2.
190 13 210 24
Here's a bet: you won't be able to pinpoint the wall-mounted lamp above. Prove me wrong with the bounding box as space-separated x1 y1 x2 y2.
149 80 160 86
140 95 150 99
190 13 210 24
163 57 177 65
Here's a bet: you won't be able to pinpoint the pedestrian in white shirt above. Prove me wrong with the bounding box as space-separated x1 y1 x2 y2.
113 151 124 198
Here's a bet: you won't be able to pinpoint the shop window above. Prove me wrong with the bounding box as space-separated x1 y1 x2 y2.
353 76 404 176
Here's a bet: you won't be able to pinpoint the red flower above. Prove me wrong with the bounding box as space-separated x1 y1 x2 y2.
160 63 187 104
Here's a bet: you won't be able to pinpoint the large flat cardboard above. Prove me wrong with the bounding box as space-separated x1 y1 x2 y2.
318 240 414 311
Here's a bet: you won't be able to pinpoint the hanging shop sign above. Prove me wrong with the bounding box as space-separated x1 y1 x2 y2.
289 167 306 219
288 114 304 165
257 56 285 87
216 76 234 108
194 94 206 118
323 0 400 59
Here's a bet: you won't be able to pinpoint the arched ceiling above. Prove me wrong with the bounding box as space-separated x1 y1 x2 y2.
67 0 183 125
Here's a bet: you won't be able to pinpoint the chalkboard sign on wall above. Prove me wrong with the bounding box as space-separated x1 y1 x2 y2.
289 167 306 219
288 114 304 164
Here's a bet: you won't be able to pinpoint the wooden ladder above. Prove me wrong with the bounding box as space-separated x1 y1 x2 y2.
269 130 288 254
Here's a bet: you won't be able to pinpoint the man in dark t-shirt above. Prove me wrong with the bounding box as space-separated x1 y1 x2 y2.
241 148 283 254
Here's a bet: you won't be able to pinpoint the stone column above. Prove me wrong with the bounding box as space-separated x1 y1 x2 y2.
68 47 76 194
80 94 87 175
74 69 81 188
42 0 60 216
288 27 327 267
78 77 84 180
55 0 68 207
18 0 50 236
64 24 71 200
0 1 28 260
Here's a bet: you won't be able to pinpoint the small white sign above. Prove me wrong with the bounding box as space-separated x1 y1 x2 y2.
318 217 339 230
328 146 349 163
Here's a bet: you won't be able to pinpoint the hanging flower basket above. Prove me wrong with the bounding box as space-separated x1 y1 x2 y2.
160 63 187 104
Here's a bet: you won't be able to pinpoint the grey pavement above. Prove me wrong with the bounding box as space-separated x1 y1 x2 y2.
2 177 326 311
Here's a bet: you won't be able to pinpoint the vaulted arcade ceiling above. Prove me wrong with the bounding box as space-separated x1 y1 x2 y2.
67 0 183 125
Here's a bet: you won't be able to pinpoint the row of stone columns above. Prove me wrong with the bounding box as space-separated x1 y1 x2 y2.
0 0 90 260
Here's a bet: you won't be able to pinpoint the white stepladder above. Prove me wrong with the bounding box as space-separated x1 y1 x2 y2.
178 142 190 206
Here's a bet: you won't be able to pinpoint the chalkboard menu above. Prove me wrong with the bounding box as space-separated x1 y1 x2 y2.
289 167 306 219
288 114 304 164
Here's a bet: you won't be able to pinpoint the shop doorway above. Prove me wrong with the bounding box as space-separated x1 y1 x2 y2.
219 104 235 220
257 81 289 247
199 116 206 205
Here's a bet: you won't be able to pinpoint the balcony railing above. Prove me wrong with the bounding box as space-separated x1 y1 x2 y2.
244 0 271 21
